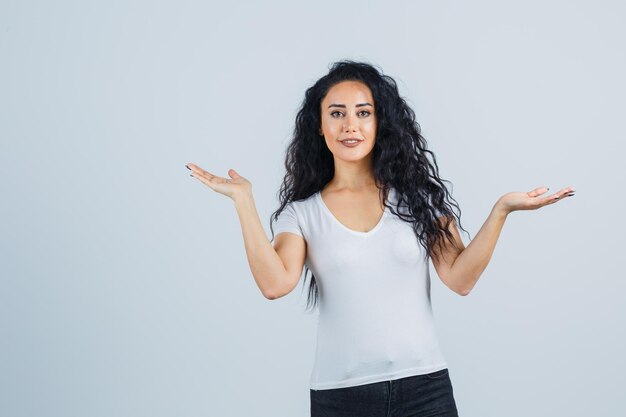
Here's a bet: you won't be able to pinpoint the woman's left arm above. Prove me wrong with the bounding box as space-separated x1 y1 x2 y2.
432 185 575 296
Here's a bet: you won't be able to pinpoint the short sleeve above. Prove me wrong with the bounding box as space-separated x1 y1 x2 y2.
273 202 303 237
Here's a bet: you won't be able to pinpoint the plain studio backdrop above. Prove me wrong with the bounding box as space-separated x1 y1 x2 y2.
1 1 624 416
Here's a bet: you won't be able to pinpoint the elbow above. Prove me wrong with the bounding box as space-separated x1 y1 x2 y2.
263 286 285 301
456 283 474 296
263 272 297 300
450 274 475 296
450 280 471 296
263 289 279 300
259 276 283 300
447 284 469 297
446 277 471 296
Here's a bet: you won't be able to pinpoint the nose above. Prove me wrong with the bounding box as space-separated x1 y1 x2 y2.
343 114 358 132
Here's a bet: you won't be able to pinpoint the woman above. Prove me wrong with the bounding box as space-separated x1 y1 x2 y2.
186 60 574 416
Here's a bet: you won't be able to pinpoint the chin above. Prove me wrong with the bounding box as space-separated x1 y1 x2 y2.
334 152 374 163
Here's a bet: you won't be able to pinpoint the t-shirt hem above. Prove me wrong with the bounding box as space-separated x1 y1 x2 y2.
309 363 449 391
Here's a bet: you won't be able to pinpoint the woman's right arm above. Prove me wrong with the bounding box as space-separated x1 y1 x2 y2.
234 194 306 300
186 163 305 300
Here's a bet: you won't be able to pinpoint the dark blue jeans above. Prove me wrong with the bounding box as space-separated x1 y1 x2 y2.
310 368 459 417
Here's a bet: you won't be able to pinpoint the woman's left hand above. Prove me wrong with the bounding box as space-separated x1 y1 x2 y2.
496 186 575 215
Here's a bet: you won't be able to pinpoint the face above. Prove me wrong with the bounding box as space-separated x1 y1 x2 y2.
319 80 377 164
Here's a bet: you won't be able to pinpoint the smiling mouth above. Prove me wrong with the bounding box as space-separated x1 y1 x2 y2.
339 139 363 147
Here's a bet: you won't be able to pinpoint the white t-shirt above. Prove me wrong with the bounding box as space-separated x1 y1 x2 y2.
273 187 448 390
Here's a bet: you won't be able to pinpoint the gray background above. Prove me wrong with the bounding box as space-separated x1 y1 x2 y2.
1 0 624 416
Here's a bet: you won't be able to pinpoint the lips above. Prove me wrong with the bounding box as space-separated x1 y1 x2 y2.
339 138 363 148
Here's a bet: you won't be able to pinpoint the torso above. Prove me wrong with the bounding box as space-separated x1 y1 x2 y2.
295 186 448 389
320 185 388 233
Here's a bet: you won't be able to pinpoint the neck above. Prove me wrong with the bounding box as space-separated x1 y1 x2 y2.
326 157 378 192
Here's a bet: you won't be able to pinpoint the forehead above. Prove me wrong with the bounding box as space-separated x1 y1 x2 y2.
322 81 374 105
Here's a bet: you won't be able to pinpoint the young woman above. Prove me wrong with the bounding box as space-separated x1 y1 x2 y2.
186 60 574 416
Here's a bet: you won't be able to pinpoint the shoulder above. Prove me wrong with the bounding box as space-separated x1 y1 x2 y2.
289 191 319 210
279 192 320 223
275 192 320 239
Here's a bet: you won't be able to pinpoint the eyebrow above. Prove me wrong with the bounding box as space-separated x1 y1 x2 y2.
327 103 374 109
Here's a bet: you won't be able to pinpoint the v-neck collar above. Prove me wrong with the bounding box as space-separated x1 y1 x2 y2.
316 188 393 237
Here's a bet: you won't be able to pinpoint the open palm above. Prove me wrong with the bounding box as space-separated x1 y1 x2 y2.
497 186 575 214
186 163 252 201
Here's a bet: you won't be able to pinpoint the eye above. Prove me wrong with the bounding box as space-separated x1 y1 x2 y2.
358 110 371 117
330 111 343 118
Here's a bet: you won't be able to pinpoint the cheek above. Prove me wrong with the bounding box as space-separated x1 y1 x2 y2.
322 118 337 133
365 119 377 136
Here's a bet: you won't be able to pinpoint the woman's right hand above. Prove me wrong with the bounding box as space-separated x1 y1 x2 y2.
186 163 252 202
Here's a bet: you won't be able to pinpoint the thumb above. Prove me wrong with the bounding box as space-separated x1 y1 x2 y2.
228 168 241 179
529 186 549 197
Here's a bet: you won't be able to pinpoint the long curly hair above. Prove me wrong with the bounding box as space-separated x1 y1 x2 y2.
269 60 470 312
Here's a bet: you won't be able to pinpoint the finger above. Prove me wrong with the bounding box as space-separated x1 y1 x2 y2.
527 186 550 198
191 171 220 189
186 163 208 175
186 163 204 175
546 187 575 204
187 163 218 180
555 189 576 200
555 186 575 198
228 168 241 179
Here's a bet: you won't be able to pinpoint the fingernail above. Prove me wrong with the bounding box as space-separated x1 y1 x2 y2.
186 164 191 170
